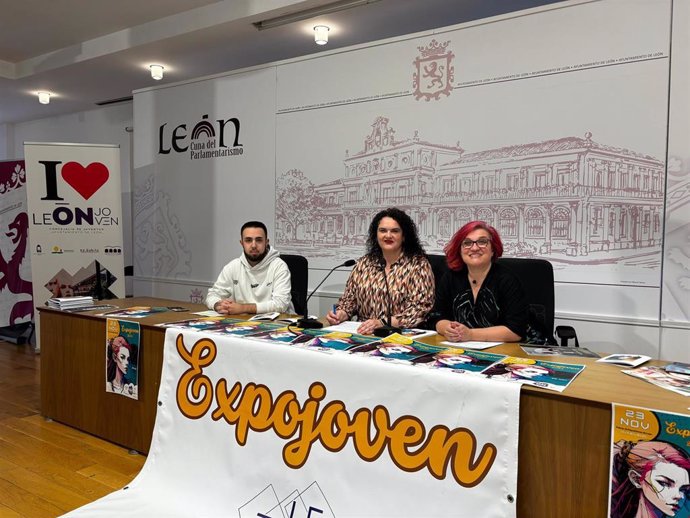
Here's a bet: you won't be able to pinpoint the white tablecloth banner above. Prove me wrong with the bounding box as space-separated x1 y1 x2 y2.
67 329 521 517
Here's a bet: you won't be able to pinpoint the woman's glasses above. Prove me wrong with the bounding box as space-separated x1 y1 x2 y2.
461 238 491 249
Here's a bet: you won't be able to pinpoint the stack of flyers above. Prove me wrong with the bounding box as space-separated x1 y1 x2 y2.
98 306 169 318
416 348 507 374
480 356 586 392
621 366 690 397
348 333 446 365
290 329 379 352
244 326 302 344
156 316 240 331
520 345 600 358
209 320 285 337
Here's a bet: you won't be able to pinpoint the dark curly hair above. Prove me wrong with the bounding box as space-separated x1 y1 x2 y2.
365 207 426 261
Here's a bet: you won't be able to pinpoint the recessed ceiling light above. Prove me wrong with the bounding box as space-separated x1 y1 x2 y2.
37 92 51 104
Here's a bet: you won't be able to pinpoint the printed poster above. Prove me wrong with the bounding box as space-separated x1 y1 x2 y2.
481 356 585 392
609 404 690 517
105 318 140 399
417 348 508 374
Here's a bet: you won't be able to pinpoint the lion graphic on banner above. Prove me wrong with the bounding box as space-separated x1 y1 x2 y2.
0 212 33 324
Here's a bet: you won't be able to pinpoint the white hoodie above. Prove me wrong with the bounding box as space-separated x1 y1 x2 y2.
205 246 292 314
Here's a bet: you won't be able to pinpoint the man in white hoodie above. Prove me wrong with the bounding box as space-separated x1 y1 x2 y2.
206 221 292 315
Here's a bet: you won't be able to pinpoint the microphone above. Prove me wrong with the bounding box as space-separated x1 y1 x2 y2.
373 260 402 337
297 259 356 329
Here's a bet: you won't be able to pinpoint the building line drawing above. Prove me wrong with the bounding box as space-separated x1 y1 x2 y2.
277 117 664 268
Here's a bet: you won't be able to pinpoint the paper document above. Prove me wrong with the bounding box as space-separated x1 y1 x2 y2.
440 340 502 350
249 312 280 321
322 321 362 333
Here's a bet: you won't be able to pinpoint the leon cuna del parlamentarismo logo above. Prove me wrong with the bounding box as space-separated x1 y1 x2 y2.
158 114 244 160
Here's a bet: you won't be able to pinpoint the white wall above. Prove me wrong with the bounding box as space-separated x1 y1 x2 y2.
2 1 689 360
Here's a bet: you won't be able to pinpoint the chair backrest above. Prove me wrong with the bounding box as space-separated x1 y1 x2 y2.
280 254 308 316
426 254 556 343
426 254 449 289
497 257 556 345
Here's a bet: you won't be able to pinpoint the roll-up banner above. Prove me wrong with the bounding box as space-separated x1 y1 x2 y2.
0 159 33 328
24 142 125 348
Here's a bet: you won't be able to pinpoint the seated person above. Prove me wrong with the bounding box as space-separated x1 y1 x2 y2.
431 221 527 343
326 207 434 335
206 221 292 315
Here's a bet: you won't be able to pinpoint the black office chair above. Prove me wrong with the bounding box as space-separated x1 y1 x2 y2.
497 257 578 346
497 258 556 345
280 254 308 316
422 254 449 330
427 254 578 346
426 253 449 289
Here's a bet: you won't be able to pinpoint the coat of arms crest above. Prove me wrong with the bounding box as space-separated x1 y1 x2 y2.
413 39 454 101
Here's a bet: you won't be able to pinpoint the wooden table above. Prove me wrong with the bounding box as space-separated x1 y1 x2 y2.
38 297 689 518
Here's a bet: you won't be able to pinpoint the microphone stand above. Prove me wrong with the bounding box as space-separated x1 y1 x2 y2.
297 259 356 329
373 261 402 338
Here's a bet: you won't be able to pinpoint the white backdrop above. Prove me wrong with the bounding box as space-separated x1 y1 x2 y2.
132 68 277 303
129 0 689 358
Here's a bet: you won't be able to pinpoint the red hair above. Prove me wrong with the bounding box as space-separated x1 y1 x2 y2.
611 440 690 518
444 220 503 271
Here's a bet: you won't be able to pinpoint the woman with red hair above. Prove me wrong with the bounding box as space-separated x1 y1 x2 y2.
106 335 137 397
610 440 690 518
431 221 527 343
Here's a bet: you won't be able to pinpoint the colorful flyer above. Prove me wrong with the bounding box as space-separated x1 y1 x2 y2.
290 329 379 353
105 318 140 399
156 315 241 331
609 404 690 518
480 356 585 392
244 326 302 344
622 366 690 397
98 306 169 318
417 348 507 374
348 333 446 364
210 320 285 337
520 345 600 358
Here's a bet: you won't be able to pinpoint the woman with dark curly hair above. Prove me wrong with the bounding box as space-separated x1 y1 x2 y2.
326 207 434 335
431 220 527 343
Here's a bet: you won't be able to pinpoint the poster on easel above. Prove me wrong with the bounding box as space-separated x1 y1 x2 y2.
0 159 33 328
609 404 690 518
24 142 125 349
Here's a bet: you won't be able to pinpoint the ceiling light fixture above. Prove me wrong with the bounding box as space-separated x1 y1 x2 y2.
150 64 164 80
253 0 378 30
37 92 51 105
314 25 330 45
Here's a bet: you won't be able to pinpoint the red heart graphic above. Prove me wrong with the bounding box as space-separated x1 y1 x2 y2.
61 162 110 200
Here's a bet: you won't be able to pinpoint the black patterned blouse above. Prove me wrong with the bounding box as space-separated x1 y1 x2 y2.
431 262 528 339
336 254 434 328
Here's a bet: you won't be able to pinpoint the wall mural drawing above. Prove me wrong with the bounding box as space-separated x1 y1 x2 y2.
276 116 664 283
133 174 192 280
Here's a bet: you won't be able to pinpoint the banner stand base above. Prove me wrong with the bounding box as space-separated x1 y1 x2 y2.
0 322 33 345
